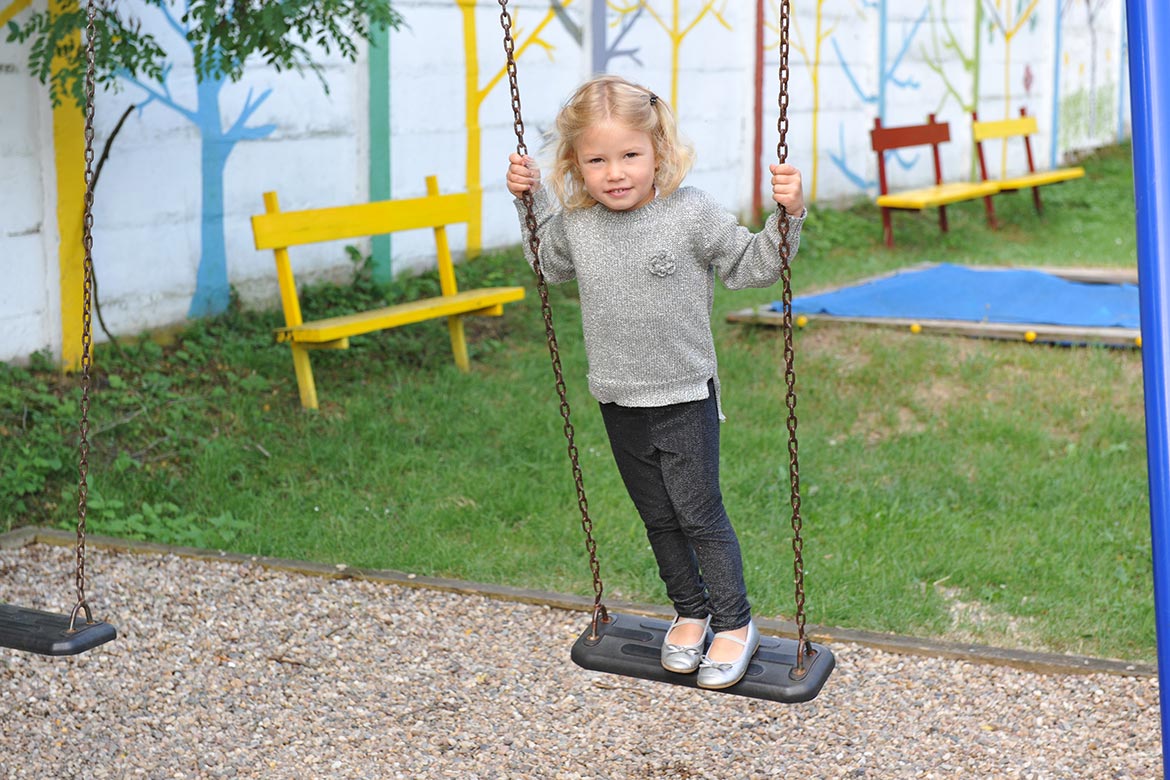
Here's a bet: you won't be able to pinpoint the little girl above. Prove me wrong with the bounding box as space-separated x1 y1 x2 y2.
505 75 805 690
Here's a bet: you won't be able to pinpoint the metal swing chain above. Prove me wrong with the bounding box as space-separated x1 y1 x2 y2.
775 0 814 673
497 1 608 637
69 0 99 632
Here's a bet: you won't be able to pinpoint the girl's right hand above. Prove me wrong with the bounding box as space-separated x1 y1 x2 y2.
506 153 540 196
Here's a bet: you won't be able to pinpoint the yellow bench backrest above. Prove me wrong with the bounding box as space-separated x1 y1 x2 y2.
972 114 1039 142
251 186 469 249
251 175 465 329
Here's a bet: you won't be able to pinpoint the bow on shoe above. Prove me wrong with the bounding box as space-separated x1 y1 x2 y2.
665 643 703 659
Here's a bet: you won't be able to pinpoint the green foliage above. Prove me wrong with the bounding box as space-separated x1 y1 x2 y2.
181 1 404 85
6 0 405 108
81 494 250 549
0 357 76 528
296 253 384 316
6 6 165 107
0 297 285 535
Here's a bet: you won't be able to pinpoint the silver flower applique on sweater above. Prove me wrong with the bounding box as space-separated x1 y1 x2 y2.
648 251 676 278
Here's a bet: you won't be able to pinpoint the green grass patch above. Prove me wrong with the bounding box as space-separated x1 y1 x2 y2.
1 142 1151 661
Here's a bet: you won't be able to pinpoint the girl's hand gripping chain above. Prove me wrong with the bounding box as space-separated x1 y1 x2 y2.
769 163 804 216
507 153 541 197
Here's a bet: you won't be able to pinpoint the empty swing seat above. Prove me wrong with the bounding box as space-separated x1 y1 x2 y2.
571 612 834 703
0 604 117 656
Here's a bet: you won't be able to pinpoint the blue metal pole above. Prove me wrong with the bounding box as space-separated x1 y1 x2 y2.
1126 0 1170 772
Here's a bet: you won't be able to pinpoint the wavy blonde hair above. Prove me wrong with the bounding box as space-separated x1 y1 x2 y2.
547 75 694 211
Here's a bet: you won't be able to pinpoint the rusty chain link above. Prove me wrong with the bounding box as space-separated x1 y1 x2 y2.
498 1 608 638
69 0 98 632
775 0 814 675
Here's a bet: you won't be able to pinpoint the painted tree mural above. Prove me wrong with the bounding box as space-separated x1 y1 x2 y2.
117 4 276 317
980 0 1040 175
919 0 985 178
456 0 581 256
9 0 403 319
981 0 1040 114
0 0 32 29
3 0 89 368
590 1 644 73
921 0 980 117
542 3 647 76
827 0 930 196
1059 0 1110 140
779 0 845 199
618 0 730 111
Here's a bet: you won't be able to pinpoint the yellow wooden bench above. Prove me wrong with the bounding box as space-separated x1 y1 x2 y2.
871 113 1001 248
972 107 1085 218
251 175 525 409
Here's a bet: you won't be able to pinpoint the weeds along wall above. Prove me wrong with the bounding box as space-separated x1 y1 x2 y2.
0 0 1131 364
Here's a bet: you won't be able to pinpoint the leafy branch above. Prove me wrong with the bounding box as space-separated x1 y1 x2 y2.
6 0 405 108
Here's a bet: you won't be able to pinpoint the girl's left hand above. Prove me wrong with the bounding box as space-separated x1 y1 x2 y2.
770 163 805 216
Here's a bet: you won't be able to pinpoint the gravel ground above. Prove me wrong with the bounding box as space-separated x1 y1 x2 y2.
0 543 1162 779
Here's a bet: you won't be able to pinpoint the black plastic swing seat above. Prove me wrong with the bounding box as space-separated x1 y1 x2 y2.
570 612 834 703
0 604 117 656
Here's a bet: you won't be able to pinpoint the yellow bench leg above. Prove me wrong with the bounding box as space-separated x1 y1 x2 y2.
447 315 470 372
290 343 320 410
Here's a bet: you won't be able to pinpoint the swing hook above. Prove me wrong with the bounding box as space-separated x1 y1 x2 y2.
588 603 610 642
67 601 95 634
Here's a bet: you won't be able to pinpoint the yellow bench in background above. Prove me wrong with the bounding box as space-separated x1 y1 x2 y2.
870 113 1001 248
251 175 525 409
972 107 1085 218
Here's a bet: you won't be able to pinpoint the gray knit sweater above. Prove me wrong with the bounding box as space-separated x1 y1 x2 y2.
515 186 804 414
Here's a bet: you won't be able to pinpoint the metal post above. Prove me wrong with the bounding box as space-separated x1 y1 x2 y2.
1125 1 1170 773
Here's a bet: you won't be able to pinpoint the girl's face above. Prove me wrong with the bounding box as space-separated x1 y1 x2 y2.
574 120 657 211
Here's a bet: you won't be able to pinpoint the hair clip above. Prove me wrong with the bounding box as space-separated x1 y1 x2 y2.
649 93 659 106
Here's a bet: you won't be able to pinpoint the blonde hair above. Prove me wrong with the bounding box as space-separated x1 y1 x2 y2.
548 75 694 211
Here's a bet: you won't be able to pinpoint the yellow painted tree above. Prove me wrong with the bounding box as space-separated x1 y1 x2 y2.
614 1 730 111
768 0 837 201
4 0 86 369
457 0 576 256
981 0 1041 174
0 0 34 26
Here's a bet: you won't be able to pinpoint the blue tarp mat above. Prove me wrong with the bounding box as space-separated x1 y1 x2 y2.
775 264 1140 329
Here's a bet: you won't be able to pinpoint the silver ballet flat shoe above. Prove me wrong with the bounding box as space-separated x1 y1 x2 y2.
660 615 711 673
696 620 760 690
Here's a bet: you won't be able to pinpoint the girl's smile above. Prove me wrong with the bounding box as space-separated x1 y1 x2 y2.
574 121 658 211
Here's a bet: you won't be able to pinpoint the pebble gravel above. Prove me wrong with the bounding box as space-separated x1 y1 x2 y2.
0 544 1162 779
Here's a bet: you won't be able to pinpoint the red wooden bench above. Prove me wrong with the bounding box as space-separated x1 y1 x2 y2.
871 114 1000 248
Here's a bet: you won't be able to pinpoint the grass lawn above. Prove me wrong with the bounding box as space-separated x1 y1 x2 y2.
1 143 1152 662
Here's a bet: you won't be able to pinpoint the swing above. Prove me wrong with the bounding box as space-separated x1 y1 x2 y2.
0 0 117 657
497 1 833 702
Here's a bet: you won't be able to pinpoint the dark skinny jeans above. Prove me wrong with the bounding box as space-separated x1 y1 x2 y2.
599 381 751 634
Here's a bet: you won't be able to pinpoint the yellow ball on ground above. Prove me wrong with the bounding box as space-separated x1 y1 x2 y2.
909 323 922 334
796 315 808 328
1024 331 1037 343
1136 334 1143 348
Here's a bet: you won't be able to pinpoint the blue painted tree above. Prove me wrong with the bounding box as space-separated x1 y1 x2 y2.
121 3 276 317
10 0 404 318
545 1 644 73
826 0 929 194
592 2 645 73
